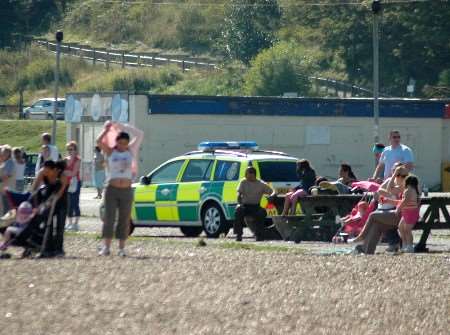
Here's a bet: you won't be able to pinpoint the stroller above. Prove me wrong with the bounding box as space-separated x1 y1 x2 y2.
332 181 381 243
0 185 59 258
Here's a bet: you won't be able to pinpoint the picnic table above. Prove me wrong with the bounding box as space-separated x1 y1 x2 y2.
271 194 363 243
414 194 450 252
270 193 450 252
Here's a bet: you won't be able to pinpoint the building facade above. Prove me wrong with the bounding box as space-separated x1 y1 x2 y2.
65 93 450 189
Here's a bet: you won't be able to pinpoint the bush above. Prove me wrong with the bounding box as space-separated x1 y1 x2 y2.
166 63 245 96
19 56 77 90
243 42 316 96
75 67 183 93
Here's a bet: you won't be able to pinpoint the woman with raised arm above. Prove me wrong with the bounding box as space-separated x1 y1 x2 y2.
96 121 143 257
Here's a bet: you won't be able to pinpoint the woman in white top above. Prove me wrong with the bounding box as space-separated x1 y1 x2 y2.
96 121 143 257
13 147 26 192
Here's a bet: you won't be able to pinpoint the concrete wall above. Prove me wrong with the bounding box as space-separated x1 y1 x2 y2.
69 94 444 188
132 96 442 187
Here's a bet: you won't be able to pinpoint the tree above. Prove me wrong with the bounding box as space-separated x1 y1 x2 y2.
244 41 315 96
222 0 282 65
0 0 71 48
283 2 450 97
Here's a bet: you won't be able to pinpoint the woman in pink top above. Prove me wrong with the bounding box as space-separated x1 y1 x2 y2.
96 121 143 257
65 141 81 232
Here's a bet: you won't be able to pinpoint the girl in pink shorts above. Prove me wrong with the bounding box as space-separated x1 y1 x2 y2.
396 175 420 253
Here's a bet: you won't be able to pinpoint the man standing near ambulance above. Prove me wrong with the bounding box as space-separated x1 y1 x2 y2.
372 130 414 180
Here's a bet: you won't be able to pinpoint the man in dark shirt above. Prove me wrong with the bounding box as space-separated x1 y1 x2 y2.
234 167 275 242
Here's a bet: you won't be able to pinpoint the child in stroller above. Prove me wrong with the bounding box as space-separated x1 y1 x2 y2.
0 160 66 258
0 201 36 255
0 185 59 258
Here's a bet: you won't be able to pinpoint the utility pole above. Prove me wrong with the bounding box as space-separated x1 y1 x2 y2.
372 1 382 145
52 30 63 145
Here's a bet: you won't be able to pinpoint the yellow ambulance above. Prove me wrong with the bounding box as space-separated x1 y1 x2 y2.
131 141 300 237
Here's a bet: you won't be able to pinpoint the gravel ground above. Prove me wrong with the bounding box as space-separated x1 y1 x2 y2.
0 236 449 335
0 188 449 334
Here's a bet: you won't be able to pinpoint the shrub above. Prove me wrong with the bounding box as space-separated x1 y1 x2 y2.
243 42 316 96
75 67 183 93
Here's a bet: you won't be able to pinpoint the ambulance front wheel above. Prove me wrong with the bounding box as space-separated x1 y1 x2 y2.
202 203 228 238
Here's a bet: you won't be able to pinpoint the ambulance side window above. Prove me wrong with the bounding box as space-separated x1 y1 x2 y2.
214 161 240 181
181 160 213 182
151 160 185 184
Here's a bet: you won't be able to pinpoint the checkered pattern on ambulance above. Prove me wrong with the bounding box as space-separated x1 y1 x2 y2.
131 149 299 237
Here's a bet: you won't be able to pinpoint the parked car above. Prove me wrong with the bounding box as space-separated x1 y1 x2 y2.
22 98 65 120
121 141 300 237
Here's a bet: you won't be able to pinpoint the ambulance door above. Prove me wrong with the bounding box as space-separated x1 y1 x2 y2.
150 159 186 222
177 159 214 223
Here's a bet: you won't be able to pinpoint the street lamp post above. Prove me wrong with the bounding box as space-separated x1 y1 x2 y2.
372 1 382 145
52 30 63 145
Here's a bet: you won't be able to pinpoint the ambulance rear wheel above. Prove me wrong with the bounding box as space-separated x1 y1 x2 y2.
202 203 227 238
180 226 203 237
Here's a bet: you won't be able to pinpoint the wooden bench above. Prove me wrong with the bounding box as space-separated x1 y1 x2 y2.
270 194 450 251
414 195 450 252
271 195 363 243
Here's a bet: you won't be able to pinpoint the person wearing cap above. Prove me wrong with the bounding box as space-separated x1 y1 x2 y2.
371 130 414 181
373 143 385 165
234 166 275 241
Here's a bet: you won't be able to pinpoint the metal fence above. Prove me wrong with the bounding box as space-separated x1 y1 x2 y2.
34 38 217 72
33 38 382 97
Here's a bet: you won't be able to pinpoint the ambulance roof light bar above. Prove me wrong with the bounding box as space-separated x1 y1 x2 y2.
198 141 259 152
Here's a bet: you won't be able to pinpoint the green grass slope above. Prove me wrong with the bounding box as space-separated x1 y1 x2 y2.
0 120 66 153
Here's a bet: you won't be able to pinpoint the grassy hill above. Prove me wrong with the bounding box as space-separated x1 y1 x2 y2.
0 120 66 153
1 0 449 101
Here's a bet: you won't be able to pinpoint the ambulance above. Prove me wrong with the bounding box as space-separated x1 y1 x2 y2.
130 141 300 237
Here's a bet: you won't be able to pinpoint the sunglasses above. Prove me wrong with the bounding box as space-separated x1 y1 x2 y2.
392 135 401 139
396 174 408 178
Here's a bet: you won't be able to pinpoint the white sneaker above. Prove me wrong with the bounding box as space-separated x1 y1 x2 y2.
98 246 110 256
65 224 73 231
402 245 415 253
386 244 400 253
347 237 363 244
71 224 79 232
118 249 127 257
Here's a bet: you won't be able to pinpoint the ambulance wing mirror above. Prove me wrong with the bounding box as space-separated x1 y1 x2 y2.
140 175 151 185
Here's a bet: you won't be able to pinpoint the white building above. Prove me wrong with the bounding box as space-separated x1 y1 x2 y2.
65 93 450 189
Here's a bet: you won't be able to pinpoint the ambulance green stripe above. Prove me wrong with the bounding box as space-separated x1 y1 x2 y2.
200 181 224 200
136 206 157 221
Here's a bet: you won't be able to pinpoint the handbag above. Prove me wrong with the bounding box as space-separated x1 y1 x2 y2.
68 177 78 193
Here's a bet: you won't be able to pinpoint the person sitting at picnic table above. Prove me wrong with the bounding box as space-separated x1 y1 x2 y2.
234 166 276 242
319 163 358 194
281 159 316 216
349 165 409 253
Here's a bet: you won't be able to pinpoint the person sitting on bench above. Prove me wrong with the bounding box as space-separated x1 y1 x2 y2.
234 167 275 242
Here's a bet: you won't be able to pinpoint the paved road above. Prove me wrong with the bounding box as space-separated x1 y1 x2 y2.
76 187 450 253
